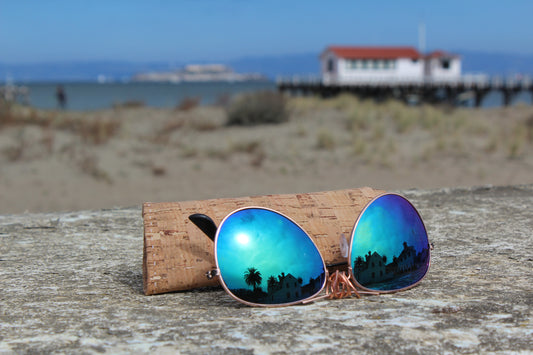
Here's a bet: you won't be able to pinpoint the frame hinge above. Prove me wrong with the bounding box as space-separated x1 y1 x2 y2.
205 269 219 280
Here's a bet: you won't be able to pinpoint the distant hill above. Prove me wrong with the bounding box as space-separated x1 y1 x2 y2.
1 50 532 83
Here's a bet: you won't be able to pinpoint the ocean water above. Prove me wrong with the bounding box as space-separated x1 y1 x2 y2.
10 81 533 111
19 81 276 111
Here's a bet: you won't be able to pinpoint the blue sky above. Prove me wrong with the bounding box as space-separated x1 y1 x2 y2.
1 1 532 63
350 195 428 262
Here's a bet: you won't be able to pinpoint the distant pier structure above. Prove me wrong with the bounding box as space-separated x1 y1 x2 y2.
278 46 533 107
277 75 533 107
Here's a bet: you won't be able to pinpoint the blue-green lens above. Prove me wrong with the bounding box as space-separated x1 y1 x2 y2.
350 194 430 292
216 208 326 305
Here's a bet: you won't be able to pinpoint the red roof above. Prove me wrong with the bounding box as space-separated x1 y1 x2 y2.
324 46 421 60
425 50 459 59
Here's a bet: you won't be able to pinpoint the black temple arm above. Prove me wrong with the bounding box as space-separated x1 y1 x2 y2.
188 214 217 241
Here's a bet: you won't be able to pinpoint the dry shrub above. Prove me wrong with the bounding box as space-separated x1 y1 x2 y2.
189 115 222 131
77 154 112 183
1 105 121 145
229 140 262 154
526 114 533 142
316 129 336 150
348 110 372 131
226 91 288 126
3 129 26 162
113 100 145 109
214 93 231 108
78 119 121 145
287 96 323 116
180 145 198 158
151 165 167 176
250 149 266 168
226 140 266 167
328 93 359 111
176 97 200 111
155 119 185 142
0 103 54 128
0 101 14 129
352 137 366 156
507 124 528 159
40 127 54 154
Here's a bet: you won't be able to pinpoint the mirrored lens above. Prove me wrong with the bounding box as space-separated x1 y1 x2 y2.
216 208 326 306
349 194 430 292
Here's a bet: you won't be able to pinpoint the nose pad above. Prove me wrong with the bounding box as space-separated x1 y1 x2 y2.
339 233 349 258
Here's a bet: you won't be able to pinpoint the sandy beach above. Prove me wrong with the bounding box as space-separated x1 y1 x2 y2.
1 94 532 214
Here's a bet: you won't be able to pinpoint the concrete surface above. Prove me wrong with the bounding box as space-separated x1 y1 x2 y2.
0 185 532 354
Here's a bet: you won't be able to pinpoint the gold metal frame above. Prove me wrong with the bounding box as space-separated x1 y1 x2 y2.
199 194 431 307
213 206 328 307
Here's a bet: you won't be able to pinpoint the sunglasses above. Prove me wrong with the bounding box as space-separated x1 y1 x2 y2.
189 193 430 307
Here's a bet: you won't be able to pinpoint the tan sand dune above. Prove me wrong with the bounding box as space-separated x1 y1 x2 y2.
1 95 532 214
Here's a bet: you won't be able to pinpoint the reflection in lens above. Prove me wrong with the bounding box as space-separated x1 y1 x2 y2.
349 194 430 292
216 208 326 305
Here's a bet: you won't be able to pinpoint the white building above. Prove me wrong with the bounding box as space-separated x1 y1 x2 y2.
396 242 416 273
269 273 301 303
424 51 462 82
356 251 390 285
320 46 461 84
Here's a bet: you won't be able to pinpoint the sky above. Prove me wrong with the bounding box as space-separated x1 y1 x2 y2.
1 1 533 64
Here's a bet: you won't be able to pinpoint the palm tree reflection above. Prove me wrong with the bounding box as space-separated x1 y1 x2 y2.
244 267 262 292
228 266 325 304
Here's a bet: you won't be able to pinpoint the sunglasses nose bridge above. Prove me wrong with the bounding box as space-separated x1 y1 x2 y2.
339 233 349 258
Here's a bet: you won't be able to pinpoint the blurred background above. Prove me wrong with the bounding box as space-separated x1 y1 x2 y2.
1 1 532 213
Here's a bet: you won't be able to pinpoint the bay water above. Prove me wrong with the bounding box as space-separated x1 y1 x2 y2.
20 81 276 111
12 81 533 111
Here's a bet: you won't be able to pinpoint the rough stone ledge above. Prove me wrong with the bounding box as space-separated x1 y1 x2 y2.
0 185 532 354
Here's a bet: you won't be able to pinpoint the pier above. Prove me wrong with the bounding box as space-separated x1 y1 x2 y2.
277 75 533 107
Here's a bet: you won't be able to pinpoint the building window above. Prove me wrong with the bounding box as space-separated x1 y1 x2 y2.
327 59 334 72
347 60 358 69
362 60 369 69
441 59 450 69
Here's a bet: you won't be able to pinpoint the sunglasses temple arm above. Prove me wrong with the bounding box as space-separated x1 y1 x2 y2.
188 214 218 241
